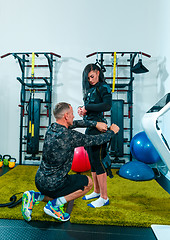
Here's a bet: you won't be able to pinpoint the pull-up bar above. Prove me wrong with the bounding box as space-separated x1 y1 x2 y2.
1 52 61 74
86 51 151 58
0 52 61 59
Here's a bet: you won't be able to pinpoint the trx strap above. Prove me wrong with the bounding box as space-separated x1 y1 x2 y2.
29 90 32 134
31 52 35 79
31 90 35 138
29 52 35 138
112 52 116 93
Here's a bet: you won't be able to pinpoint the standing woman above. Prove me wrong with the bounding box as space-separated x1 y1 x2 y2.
78 63 112 208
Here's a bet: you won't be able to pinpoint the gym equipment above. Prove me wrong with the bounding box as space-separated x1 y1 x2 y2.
95 56 106 72
110 100 125 164
151 225 170 240
0 195 17 207
86 51 151 163
3 155 11 166
1 52 61 164
26 98 41 155
142 93 170 193
112 52 117 92
131 55 149 74
71 147 91 172
102 153 113 178
0 155 2 168
111 100 124 158
0 192 23 208
8 196 22 208
130 131 161 164
8 158 16 169
119 161 155 181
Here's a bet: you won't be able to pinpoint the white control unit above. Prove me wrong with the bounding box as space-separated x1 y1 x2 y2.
142 93 170 180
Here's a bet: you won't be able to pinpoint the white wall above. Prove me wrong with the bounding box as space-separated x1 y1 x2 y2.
0 0 169 162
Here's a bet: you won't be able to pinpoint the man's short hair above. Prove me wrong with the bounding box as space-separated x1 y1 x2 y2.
53 102 71 120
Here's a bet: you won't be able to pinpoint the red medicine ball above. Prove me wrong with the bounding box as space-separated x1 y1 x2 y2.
71 146 91 172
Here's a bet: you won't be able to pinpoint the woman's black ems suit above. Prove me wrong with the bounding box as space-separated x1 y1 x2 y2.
84 81 112 174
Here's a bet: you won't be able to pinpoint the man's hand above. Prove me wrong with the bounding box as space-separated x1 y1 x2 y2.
110 123 120 134
96 122 108 132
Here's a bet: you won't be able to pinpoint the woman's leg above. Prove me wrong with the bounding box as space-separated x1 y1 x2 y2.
83 157 108 201
91 172 100 194
82 145 101 200
88 172 109 208
92 171 108 199
85 143 110 207
96 172 107 199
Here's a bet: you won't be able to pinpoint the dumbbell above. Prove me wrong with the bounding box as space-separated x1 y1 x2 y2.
3 155 11 167
8 158 16 169
0 155 3 168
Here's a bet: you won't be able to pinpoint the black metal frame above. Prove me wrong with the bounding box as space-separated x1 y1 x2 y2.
86 51 151 162
1 52 61 164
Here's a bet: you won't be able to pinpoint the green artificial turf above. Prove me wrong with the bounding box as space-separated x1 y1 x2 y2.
70 169 170 227
0 166 170 227
0 165 57 222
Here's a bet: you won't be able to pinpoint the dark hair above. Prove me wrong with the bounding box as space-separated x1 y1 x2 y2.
82 63 105 99
53 102 71 120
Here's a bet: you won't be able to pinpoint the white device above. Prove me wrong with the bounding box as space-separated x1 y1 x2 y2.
142 93 170 180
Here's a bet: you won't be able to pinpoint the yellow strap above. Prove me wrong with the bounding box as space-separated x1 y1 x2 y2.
31 52 35 79
29 120 32 133
31 124 34 137
112 52 116 92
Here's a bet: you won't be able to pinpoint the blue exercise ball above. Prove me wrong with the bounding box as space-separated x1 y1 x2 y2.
130 131 161 164
119 161 155 181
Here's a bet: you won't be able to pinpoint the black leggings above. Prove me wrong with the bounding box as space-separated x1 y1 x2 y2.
86 127 107 175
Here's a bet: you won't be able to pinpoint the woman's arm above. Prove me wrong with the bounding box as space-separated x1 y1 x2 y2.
85 84 112 112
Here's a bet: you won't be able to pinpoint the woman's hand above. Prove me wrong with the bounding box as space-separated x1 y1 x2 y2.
77 106 82 116
78 106 87 117
96 122 108 132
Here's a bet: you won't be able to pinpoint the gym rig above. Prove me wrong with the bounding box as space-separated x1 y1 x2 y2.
1 52 61 164
86 51 151 165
